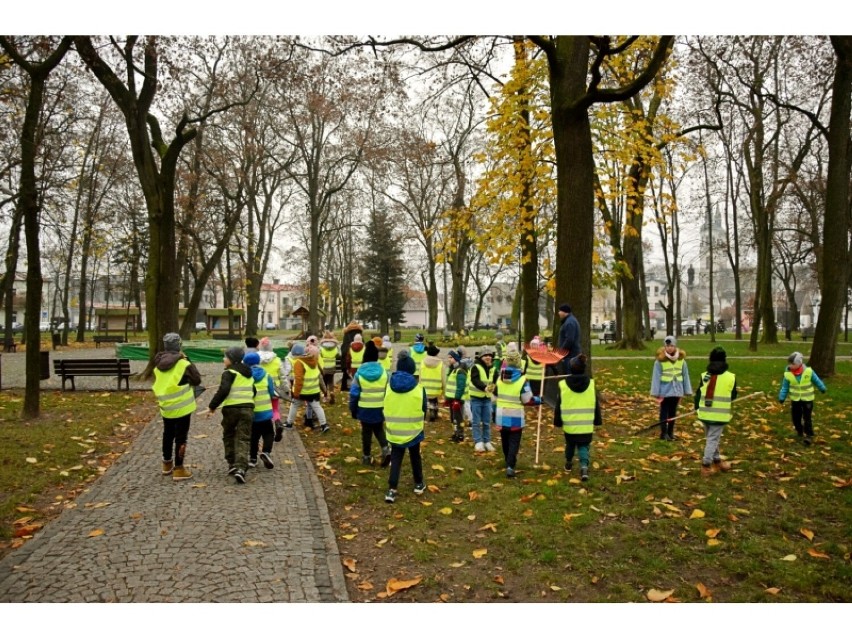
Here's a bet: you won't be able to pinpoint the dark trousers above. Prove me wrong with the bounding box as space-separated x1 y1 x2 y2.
388 443 423 489
162 414 191 465
659 396 681 435
361 421 388 457
250 418 274 460
791 400 814 437
500 428 523 469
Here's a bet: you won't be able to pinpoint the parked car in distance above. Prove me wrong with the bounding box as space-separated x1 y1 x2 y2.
11 322 24 333
39 322 51 332
264 322 277 331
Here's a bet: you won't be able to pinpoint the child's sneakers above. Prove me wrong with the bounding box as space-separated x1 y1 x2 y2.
580 466 589 481
380 446 392 468
248 458 258 468
362 455 372 466
713 459 732 472
234 469 247 484
474 442 486 452
384 488 398 503
484 442 496 452
259 452 274 469
414 483 426 495
320 423 330 433
701 463 714 477
506 467 516 478
564 461 573 473
274 423 284 442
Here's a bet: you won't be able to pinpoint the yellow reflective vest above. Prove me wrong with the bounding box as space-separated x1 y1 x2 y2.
152 359 196 418
696 371 736 423
558 379 596 436
410 348 426 375
525 357 544 381
297 360 321 396
445 368 469 400
221 368 255 408
358 370 388 409
784 368 815 401
660 359 685 384
384 385 424 446
320 345 339 373
419 362 444 398
252 370 273 415
350 347 364 370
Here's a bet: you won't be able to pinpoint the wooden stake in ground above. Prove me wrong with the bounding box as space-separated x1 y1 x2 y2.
524 343 568 466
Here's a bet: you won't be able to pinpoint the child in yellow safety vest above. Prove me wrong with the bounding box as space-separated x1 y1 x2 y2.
650 335 693 441
694 347 737 477
285 342 330 433
319 331 340 404
206 346 255 484
495 349 539 478
152 333 202 480
382 351 427 503
243 351 277 470
778 351 827 446
553 354 601 481
419 344 445 422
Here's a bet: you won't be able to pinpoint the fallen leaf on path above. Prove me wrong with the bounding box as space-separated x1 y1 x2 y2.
87 529 104 537
243 540 266 547
472 548 488 559
357 581 373 591
478 523 497 532
343 558 357 572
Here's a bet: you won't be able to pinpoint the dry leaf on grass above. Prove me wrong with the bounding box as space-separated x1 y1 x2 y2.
439 507 453 515
807 548 830 559
385 576 422 595
478 523 497 532
689 509 705 519
494 575 504 585
472 548 488 559
780 554 797 561
800 528 814 541
357 581 373 591
705 528 721 539
343 558 357 572
765 587 781 595
695 582 711 599
646 588 675 602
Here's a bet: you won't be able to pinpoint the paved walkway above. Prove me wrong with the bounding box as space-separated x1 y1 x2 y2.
0 350 348 603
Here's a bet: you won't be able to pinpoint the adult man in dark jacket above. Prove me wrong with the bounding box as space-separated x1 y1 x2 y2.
557 304 581 374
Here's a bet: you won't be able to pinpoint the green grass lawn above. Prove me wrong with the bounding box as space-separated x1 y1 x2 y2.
305 336 852 603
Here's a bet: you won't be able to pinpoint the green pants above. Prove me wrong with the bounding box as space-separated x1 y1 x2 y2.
221 405 253 472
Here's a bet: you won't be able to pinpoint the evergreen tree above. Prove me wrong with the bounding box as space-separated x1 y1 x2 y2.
356 210 407 334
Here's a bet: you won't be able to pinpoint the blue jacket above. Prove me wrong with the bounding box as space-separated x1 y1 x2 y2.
349 361 386 424
250 365 276 422
778 366 826 402
412 342 426 355
387 370 426 448
558 313 582 359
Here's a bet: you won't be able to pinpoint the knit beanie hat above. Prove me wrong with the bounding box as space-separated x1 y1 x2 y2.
290 342 305 357
306 335 318 345
458 357 473 372
448 350 461 363
664 335 677 346
163 332 182 352
353 334 363 343
570 354 587 374
259 336 273 352
363 340 379 363
426 344 440 356
504 351 522 368
559 303 571 313
371 336 383 348
225 346 245 364
243 352 261 367
245 336 259 349
788 351 804 367
396 349 416 375
709 346 727 363
305 344 319 358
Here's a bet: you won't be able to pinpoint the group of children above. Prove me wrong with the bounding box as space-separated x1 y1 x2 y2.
650 335 828 476
151 327 829 493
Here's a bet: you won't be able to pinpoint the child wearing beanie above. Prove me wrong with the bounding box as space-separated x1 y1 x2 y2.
693 347 736 477
778 351 827 446
349 339 391 467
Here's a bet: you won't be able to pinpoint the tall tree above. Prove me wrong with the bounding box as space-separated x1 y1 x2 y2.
528 36 674 362
0 35 72 417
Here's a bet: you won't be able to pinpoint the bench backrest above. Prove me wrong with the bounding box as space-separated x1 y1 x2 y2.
53 359 132 374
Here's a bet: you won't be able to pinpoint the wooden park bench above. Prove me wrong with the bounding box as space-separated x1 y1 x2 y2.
3 337 17 353
53 358 132 391
598 331 617 344
93 335 125 347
